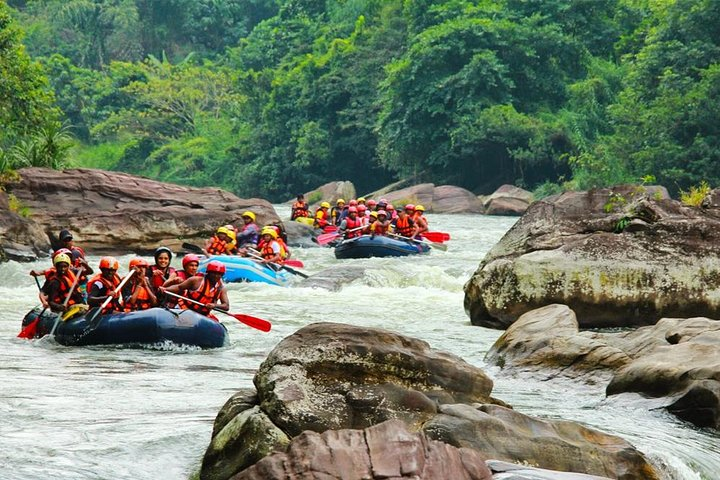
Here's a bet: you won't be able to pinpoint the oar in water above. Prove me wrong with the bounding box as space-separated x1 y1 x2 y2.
17 276 47 339
246 249 309 278
163 291 271 332
315 226 366 246
83 270 136 332
423 231 450 243
387 232 448 251
181 242 309 278
49 268 83 336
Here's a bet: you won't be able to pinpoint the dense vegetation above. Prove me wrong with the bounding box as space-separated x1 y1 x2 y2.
2 0 719 201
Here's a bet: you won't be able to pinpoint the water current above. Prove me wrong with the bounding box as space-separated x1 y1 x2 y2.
1 207 718 479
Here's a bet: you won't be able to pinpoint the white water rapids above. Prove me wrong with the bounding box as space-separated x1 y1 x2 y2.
0 208 717 479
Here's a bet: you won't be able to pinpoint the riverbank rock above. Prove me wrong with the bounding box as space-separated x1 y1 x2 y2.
302 181 356 209
0 189 51 262
282 221 317 248
199 323 658 480
481 184 534 216
486 304 720 430
461 185 720 330
375 183 484 213
3 167 279 256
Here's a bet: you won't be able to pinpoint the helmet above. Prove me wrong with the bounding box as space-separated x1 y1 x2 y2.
53 253 72 266
404 204 415 211
261 227 278 238
154 246 173 261
336 198 346 205
386 204 394 210
320 202 331 209
52 248 72 261
224 224 235 231
129 258 149 269
348 206 358 213
242 211 256 222
358 197 366 203
369 211 378 218
377 209 387 217
182 254 200 269
216 226 231 236
367 199 377 207
415 205 425 212
349 199 358 206
206 260 226 274
357 204 367 212
99 256 119 270
379 198 388 205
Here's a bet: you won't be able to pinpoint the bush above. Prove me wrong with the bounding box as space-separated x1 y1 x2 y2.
680 181 711 207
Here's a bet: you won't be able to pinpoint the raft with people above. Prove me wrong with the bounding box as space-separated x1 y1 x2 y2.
334 234 431 259
19 306 229 348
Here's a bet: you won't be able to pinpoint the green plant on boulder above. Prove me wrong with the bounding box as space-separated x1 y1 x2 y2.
307 191 323 204
680 181 711 207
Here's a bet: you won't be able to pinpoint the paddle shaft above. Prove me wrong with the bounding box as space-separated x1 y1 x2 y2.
246 249 309 278
85 269 135 326
387 232 447 251
163 291 271 332
18 277 48 339
317 225 365 245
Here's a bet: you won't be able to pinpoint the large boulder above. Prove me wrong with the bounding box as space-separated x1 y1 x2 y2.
302 181 356 209
0 189 51 262
462 185 720 330
486 304 720 430
200 323 657 480
482 184 534 216
372 183 483 213
4 167 279 256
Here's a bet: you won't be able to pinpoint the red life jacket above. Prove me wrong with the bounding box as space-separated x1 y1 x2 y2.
372 220 389 236
149 265 176 290
124 282 154 312
291 201 309 218
207 236 228 255
88 272 122 312
46 269 80 307
344 216 363 238
182 278 223 316
395 216 414 237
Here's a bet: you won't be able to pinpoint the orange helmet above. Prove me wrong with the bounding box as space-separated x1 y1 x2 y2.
99 256 119 270
129 258 149 269
206 260 226 274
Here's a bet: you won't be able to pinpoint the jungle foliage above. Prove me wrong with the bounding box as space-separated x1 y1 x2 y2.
2 0 719 200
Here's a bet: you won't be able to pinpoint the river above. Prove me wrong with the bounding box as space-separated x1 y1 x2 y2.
1 208 717 479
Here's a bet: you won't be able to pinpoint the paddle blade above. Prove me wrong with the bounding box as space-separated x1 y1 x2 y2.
284 259 305 268
17 318 40 339
231 313 272 332
422 232 445 243
316 231 340 246
182 242 204 254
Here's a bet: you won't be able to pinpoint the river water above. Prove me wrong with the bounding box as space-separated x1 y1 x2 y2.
1 208 717 479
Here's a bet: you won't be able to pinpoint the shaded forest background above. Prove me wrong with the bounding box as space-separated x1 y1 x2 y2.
1 0 719 201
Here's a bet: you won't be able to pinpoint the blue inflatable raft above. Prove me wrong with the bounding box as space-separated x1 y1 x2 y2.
334 235 430 259
199 255 291 287
21 307 228 348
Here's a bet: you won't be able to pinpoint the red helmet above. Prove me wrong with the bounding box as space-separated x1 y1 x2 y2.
129 258 149 269
367 199 377 207
348 206 358 213
182 254 200 269
349 199 358 206
206 260 226 274
404 204 415 211
52 248 72 261
357 204 367 212
377 209 388 217
386 204 394 210
99 256 119 270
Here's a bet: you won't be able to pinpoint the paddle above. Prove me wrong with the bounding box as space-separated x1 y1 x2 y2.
315 226 365 246
83 269 136 331
387 232 448 251
182 242 309 278
163 291 271 332
18 277 47 339
423 231 450 243
48 268 83 336
246 250 309 278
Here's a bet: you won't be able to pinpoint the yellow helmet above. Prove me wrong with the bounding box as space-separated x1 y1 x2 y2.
53 253 72 266
217 226 232 236
336 198 346 205
370 211 378 218
415 205 425 212
261 227 278 238
358 197 366 203
241 211 256 222
320 202 331 208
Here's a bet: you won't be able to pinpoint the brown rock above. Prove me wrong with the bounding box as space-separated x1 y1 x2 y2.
482 184 534 216
432 185 485 213
0 189 51 262
303 181 356 209
380 183 435 210
5 167 279 255
463 185 719 330
232 419 493 480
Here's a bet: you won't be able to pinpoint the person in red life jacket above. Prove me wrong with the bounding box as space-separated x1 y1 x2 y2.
259 227 284 264
313 202 331 229
331 198 346 226
386 203 398 222
55 230 93 301
159 260 229 318
41 253 86 313
366 199 378 211
122 258 157 311
370 210 390 237
393 206 415 238
30 248 74 308
162 254 201 307
147 246 177 293
269 225 291 260
338 206 364 239
357 204 369 222
204 226 237 256
290 194 310 220
236 211 260 252
412 204 429 238
87 256 122 313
